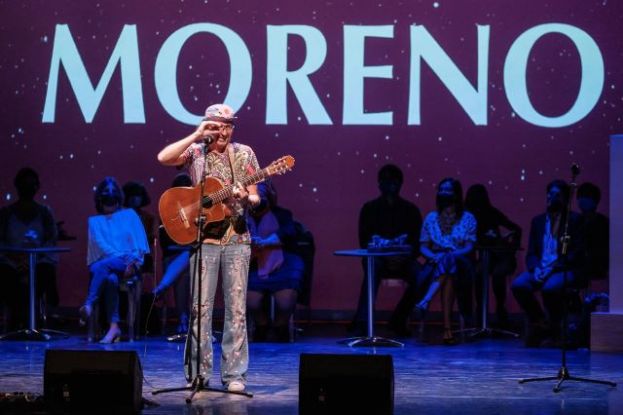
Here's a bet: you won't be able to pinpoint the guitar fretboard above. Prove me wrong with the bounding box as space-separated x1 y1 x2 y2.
208 168 270 204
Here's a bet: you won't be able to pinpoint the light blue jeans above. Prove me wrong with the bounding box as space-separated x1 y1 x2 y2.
185 243 250 386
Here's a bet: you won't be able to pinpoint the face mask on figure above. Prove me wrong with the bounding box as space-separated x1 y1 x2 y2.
17 179 39 201
577 197 597 214
14 169 40 201
100 193 120 214
436 181 456 211
576 182 601 215
95 178 123 215
546 185 565 214
377 164 403 200
126 195 143 209
379 178 401 198
101 195 119 208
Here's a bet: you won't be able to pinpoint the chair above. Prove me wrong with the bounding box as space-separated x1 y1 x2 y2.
87 274 142 342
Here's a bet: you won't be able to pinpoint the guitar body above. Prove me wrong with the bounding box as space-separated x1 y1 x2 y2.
158 177 226 245
159 155 295 245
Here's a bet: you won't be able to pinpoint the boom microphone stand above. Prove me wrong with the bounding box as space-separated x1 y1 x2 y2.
152 139 253 402
518 164 616 392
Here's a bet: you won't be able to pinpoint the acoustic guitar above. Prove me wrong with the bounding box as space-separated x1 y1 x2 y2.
159 155 295 245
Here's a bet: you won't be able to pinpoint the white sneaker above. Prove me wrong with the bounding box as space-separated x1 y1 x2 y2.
227 380 245 392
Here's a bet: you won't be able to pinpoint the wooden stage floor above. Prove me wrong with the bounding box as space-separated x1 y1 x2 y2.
0 325 621 414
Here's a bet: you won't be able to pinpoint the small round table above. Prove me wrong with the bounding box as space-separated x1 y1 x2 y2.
0 246 71 341
334 248 409 347
457 245 521 339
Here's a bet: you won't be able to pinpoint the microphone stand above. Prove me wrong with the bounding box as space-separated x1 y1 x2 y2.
519 165 616 392
152 139 253 402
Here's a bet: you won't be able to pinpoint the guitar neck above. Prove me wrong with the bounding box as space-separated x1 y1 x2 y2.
209 169 269 204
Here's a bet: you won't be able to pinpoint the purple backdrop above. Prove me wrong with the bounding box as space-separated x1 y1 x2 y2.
1 0 622 312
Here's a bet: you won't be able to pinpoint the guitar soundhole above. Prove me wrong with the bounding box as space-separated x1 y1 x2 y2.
202 196 214 208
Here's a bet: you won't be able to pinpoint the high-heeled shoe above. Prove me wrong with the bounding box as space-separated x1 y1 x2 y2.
442 327 457 345
99 327 122 344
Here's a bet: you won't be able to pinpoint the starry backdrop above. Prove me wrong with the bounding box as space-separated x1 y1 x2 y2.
1 0 622 311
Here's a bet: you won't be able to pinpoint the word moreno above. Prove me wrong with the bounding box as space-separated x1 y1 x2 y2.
42 23 604 128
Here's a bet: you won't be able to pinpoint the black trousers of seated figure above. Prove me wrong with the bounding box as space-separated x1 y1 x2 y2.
474 252 516 325
0 262 58 330
511 270 579 337
417 254 476 326
353 257 422 330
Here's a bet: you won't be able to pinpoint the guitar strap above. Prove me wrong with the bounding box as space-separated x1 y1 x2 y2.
226 143 237 183
203 142 211 178
201 143 231 241
226 143 248 235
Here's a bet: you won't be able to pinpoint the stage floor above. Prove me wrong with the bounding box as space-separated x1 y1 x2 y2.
0 325 621 415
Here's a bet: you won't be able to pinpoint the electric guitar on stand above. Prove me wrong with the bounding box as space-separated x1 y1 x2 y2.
159 155 295 245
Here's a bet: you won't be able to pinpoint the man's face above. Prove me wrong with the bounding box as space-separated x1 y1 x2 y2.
206 121 234 148
577 196 597 214
547 185 564 212
16 176 39 200
378 177 401 197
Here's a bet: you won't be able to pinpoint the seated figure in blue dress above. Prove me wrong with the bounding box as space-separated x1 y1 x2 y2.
416 178 477 345
246 180 304 342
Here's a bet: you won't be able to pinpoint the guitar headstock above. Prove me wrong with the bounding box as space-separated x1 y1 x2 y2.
266 155 295 176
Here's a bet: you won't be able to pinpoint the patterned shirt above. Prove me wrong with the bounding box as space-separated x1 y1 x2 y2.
420 210 477 251
181 141 260 243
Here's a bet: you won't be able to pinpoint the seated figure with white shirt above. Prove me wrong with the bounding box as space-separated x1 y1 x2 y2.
79 177 149 343
511 180 585 347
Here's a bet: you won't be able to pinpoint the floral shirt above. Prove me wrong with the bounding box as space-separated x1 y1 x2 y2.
420 210 477 251
181 141 260 243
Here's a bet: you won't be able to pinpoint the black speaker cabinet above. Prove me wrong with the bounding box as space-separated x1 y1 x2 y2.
44 349 143 414
299 353 394 415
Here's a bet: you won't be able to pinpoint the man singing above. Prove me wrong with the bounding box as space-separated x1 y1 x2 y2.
157 103 260 392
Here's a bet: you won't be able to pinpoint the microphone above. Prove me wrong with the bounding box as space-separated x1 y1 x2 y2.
202 130 220 144
571 163 581 177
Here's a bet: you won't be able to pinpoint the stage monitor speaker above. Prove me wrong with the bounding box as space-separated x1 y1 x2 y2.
299 353 394 415
44 349 143 414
